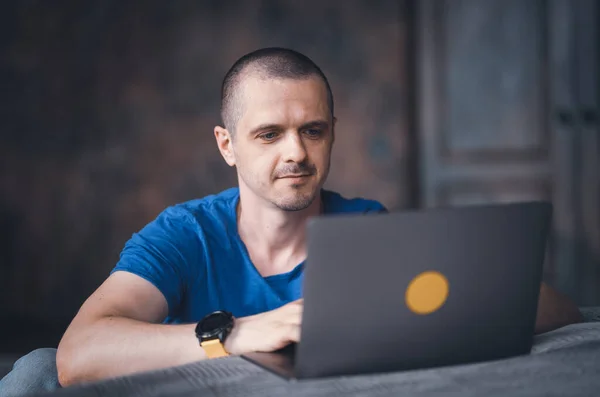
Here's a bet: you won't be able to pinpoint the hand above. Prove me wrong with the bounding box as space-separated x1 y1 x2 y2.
224 299 303 355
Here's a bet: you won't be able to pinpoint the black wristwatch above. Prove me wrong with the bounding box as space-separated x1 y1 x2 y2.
195 310 234 358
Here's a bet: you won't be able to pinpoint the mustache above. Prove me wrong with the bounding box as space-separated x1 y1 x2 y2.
274 162 317 178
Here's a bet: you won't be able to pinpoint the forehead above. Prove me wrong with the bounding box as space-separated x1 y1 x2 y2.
236 75 330 132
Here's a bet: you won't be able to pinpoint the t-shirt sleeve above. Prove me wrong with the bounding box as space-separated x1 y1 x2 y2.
111 206 200 317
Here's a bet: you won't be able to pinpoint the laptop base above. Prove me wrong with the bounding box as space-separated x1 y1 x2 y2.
241 343 298 380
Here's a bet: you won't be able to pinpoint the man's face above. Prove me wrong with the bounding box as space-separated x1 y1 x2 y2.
220 74 334 211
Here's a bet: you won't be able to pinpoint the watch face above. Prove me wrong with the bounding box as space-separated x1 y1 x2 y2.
196 311 233 339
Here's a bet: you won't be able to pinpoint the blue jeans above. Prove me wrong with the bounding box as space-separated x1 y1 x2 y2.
0 348 61 397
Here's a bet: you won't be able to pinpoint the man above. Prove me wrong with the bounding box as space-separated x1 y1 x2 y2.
0 47 582 396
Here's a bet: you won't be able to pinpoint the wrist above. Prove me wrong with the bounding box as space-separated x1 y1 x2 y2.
223 317 245 356
195 311 234 358
187 323 205 359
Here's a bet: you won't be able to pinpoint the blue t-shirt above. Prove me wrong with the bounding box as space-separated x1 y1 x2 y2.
112 187 386 323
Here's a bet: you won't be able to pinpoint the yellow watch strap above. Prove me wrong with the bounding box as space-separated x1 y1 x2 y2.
200 339 229 358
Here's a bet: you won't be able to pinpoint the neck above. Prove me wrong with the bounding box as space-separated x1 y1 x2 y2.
237 186 322 276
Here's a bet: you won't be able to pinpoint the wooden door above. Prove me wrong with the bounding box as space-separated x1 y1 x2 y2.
551 0 600 306
416 0 600 304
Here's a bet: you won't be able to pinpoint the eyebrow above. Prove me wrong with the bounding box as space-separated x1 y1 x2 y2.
248 120 330 136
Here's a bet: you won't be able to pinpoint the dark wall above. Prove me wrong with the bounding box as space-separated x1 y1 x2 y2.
0 1 410 323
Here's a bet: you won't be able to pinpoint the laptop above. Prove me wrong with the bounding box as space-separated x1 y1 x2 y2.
242 201 552 380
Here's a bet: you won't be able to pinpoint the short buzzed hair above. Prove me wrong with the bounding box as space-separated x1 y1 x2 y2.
220 47 334 134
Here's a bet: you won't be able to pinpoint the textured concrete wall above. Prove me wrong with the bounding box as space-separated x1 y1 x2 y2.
0 0 410 321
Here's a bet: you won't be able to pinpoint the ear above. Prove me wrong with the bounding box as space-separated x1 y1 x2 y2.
214 126 236 167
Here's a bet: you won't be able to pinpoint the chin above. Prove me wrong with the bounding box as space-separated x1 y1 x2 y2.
275 201 313 212
273 190 318 212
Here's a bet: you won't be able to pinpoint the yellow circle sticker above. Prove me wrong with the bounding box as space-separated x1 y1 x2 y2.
405 271 449 315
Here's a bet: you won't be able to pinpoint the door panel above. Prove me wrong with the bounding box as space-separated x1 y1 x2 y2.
417 0 553 278
417 0 600 304
573 0 600 305
442 0 547 157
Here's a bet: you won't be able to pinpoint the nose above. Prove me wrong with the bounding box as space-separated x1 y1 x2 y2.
282 132 308 163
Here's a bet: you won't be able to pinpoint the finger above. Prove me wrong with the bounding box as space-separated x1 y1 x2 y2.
286 324 301 343
287 299 304 310
278 302 303 317
275 308 302 327
284 305 303 323
286 310 303 326
278 323 301 343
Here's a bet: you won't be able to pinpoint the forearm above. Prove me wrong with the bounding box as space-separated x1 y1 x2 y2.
57 316 205 386
535 283 583 334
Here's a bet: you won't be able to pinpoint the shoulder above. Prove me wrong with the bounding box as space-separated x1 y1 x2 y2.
114 187 239 286
134 187 239 244
159 187 238 226
321 189 388 214
113 189 238 319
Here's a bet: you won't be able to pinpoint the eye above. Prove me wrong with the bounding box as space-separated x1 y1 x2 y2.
259 132 278 141
304 129 322 138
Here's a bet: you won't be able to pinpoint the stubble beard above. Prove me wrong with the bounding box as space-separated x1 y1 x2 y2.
273 187 317 211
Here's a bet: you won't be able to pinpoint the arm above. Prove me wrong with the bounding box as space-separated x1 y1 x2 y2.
534 281 583 334
57 208 302 386
56 271 205 386
56 271 303 386
56 207 210 386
